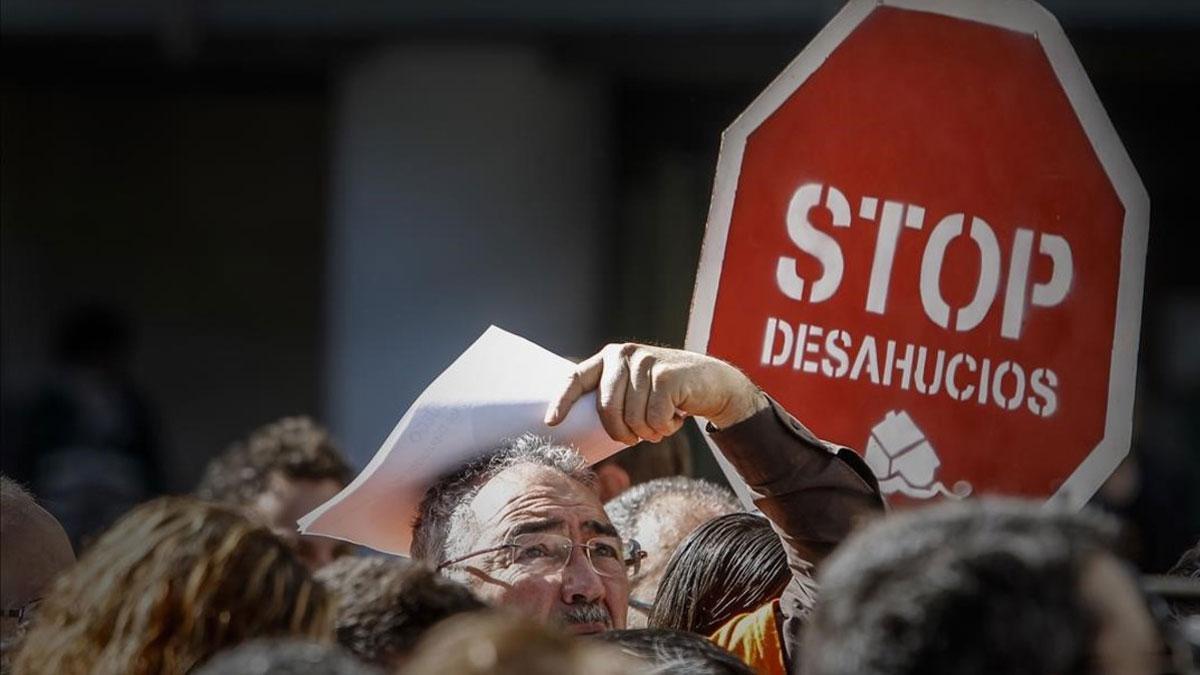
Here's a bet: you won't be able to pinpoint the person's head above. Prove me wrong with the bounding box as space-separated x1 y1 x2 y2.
402 610 643 675
595 628 754 675
412 434 638 634
314 556 484 668
648 512 800 636
12 497 333 675
802 498 1165 675
193 640 382 675
0 477 75 666
196 416 352 570
605 477 740 626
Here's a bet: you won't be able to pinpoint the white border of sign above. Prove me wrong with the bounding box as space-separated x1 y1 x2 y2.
685 0 1149 510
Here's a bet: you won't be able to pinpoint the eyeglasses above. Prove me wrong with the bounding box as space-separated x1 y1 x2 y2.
438 533 646 579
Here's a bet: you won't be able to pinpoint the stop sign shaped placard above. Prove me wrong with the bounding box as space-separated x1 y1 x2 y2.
687 0 1148 508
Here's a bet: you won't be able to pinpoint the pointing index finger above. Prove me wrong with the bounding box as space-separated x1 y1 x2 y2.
545 352 605 426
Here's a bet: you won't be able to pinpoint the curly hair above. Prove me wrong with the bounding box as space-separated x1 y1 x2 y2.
315 557 484 667
11 497 334 675
196 416 351 505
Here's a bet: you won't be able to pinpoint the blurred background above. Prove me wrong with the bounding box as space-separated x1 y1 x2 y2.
1 0 1197 570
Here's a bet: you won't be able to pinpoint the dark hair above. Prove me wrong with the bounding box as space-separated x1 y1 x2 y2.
648 512 798 637
314 557 484 667
193 640 381 675
410 433 596 565
595 628 754 675
802 498 1118 675
196 416 351 505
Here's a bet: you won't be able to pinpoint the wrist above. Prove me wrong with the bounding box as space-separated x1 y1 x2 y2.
707 376 769 430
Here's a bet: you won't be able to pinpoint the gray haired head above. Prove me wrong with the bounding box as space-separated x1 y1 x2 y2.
410 433 596 566
604 476 740 542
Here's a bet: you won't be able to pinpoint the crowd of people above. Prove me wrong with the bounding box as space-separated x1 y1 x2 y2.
1 342 1196 674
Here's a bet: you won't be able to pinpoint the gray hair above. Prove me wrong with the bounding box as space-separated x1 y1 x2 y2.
410 434 596 566
604 476 740 542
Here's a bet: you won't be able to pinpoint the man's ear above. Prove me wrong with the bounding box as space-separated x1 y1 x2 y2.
594 461 632 502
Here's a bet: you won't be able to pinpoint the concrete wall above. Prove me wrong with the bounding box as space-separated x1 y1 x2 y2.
325 44 612 465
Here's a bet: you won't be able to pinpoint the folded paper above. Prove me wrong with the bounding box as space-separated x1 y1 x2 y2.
298 325 628 555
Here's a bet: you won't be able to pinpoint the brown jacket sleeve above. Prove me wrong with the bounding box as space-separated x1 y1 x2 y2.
708 395 885 665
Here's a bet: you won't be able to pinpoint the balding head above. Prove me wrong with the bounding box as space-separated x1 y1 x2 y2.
0 477 75 656
604 477 740 626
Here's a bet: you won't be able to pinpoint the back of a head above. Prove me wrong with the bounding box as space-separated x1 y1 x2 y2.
605 476 741 619
193 640 381 675
649 512 797 636
401 611 643 675
196 416 351 505
314 556 484 668
596 628 754 675
13 497 333 675
802 499 1117 675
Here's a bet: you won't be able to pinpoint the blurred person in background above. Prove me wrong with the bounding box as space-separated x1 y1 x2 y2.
649 512 804 674
194 640 382 675
0 476 75 673
1162 540 1200 665
400 610 643 675
605 476 740 627
592 433 693 502
314 557 484 670
15 305 161 549
197 416 353 570
1165 540 1200 620
12 497 333 675
802 499 1188 675
595 628 754 675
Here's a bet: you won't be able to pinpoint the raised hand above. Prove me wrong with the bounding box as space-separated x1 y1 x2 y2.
544 343 767 445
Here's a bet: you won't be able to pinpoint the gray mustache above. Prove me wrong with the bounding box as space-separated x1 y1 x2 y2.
561 602 612 627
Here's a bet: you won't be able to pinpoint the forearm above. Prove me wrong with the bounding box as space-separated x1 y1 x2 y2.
708 395 884 563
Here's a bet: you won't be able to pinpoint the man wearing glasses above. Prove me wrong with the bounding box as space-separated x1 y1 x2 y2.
411 342 885 637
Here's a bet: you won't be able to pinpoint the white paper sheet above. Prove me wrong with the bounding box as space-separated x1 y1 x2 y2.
298 325 628 556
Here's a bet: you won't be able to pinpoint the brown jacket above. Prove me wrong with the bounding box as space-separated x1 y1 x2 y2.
709 395 886 668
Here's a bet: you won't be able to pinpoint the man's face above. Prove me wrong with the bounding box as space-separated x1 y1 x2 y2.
452 463 630 634
250 472 349 571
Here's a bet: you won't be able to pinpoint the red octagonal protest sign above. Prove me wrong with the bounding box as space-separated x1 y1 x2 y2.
687 0 1148 509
